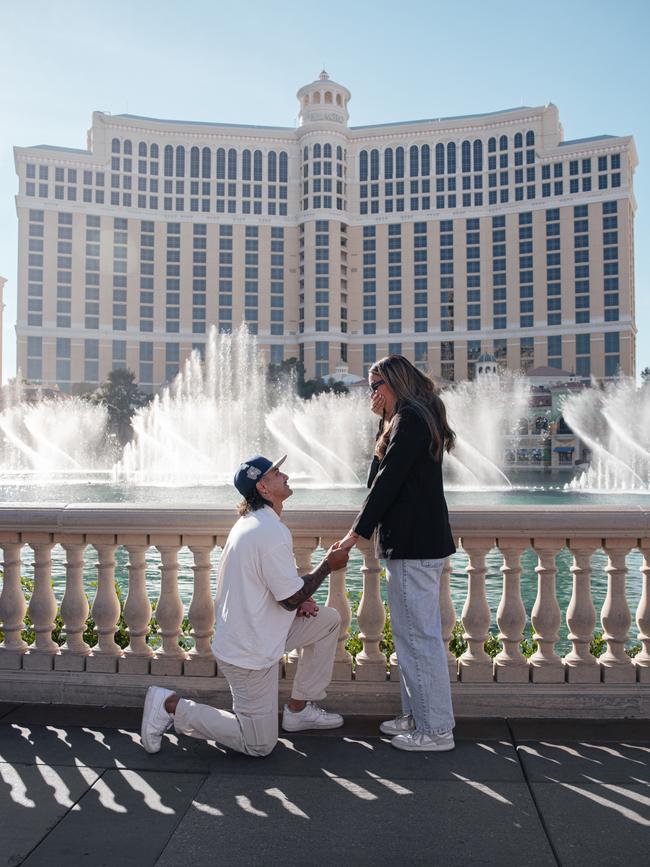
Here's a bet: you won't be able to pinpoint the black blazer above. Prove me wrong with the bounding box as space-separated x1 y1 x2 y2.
352 404 456 560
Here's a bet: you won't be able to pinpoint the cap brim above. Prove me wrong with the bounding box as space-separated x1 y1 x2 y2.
267 454 287 473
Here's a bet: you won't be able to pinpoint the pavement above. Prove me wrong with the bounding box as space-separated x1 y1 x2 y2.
0 702 648 867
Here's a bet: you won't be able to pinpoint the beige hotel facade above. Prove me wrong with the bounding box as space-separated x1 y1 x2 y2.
13 72 637 391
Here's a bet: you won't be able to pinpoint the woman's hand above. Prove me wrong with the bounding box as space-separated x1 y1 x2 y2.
370 389 385 417
336 531 360 552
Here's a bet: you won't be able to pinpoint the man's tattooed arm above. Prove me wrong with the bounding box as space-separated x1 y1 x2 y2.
279 557 333 611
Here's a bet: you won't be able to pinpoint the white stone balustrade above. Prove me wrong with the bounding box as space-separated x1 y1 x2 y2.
0 505 649 716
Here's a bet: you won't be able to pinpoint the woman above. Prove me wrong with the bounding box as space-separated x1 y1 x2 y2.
338 355 456 751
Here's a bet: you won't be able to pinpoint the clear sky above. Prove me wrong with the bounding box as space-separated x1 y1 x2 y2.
1 0 648 381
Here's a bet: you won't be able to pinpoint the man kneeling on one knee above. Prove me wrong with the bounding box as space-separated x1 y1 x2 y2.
141 453 349 757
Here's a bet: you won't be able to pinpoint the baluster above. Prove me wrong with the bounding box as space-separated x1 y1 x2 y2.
119 539 154 674
440 557 458 681
355 538 387 681
458 538 493 682
23 538 58 670
635 540 650 683
284 538 318 680
494 539 529 682
322 534 352 680
87 539 122 672
185 540 217 676
563 542 599 682
600 539 636 682
56 538 91 671
529 538 564 682
0 538 27 668
151 540 186 676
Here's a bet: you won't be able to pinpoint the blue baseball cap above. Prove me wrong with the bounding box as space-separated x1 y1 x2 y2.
234 454 287 498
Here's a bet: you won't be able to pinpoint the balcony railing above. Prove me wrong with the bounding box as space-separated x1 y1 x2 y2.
0 505 649 716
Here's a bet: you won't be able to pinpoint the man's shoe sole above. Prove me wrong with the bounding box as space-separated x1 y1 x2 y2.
391 738 455 752
141 687 167 754
282 719 344 732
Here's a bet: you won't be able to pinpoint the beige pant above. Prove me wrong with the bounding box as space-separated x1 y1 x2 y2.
173 605 341 757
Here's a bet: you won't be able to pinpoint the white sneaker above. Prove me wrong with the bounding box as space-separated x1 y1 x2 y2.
379 713 415 736
282 702 344 732
141 685 174 753
391 730 455 752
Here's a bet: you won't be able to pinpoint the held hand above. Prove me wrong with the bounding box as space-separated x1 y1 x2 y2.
296 598 319 617
336 531 359 552
325 543 350 572
370 390 385 417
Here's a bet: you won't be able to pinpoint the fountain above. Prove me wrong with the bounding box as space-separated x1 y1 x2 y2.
563 378 650 492
0 326 534 501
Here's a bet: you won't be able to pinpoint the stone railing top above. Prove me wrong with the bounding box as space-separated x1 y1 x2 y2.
0 503 647 542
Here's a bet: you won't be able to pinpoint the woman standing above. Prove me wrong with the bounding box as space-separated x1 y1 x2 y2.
338 355 456 751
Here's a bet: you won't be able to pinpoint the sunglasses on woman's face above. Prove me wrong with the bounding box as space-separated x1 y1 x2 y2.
369 378 386 393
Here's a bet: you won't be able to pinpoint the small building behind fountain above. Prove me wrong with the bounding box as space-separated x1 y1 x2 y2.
13 72 637 392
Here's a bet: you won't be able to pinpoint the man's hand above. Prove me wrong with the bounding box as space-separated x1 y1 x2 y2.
296 598 319 617
325 543 350 572
335 531 359 552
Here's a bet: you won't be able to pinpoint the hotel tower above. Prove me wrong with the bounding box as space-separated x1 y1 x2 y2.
14 71 637 390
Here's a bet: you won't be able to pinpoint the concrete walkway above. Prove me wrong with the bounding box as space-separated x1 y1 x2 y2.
0 702 648 867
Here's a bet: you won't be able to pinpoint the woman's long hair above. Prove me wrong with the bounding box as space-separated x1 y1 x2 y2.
371 355 455 461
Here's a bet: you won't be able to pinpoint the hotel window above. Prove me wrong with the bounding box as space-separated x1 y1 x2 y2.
57 212 73 328
139 342 154 387
547 335 562 369
27 210 45 326
315 341 329 378
84 214 101 330
602 201 619 321
165 223 181 333
575 333 590 378
112 340 127 372
27 336 43 381
467 340 481 380
56 337 71 389
441 340 454 381
363 343 376 377
520 336 534 371
604 331 620 377
414 341 428 371
84 339 100 383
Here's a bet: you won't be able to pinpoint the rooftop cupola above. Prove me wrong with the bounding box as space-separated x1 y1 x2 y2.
297 70 351 128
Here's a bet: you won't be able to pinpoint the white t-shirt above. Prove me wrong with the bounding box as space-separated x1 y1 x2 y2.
212 506 304 669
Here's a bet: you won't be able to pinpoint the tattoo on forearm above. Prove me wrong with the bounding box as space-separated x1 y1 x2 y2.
279 558 332 611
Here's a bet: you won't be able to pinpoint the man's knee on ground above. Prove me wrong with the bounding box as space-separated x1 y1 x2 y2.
246 736 277 757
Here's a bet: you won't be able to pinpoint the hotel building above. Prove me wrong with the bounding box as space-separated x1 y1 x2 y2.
13 72 637 390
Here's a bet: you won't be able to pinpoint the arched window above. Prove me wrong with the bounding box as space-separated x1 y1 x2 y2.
150 143 159 159
279 151 288 182
112 138 120 153
253 150 262 181
242 149 251 180
461 140 471 172
384 147 394 179
336 145 343 160
164 145 174 176
370 149 379 180
395 146 404 178
227 148 237 180
526 130 535 147
421 144 430 176
359 150 368 182
268 151 277 182
190 147 200 177
336 94 342 105
446 142 456 174
435 143 445 174
473 139 483 172
123 139 132 155
303 146 308 161
410 145 419 177
138 141 147 157
323 143 332 158
499 135 508 150
324 91 333 104
201 147 211 178
175 145 185 176
216 148 225 179
303 96 309 106
313 92 321 104
313 143 321 159
488 137 496 153
514 132 523 149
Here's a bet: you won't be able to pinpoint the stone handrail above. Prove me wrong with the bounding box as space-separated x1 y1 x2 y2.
0 505 649 714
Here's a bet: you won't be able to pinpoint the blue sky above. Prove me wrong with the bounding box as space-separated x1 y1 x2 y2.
1 0 648 380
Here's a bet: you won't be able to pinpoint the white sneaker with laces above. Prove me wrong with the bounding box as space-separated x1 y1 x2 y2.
282 702 344 732
141 685 174 753
391 730 455 752
379 713 415 736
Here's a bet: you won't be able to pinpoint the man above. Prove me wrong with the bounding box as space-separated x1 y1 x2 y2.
141 454 349 757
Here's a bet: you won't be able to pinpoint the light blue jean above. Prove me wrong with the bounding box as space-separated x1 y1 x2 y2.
386 558 455 735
